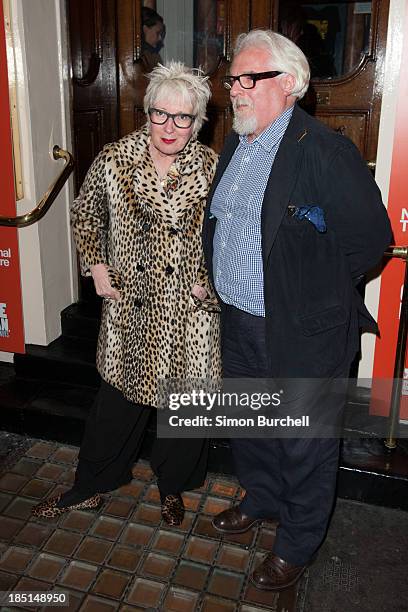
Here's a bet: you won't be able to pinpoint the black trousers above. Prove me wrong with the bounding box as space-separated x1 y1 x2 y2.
69 380 208 501
222 303 343 566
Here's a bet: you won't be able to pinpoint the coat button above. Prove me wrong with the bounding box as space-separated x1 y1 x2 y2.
165 265 174 275
169 227 179 235
136 264 145 272
135 299 143 308
142 222 151 231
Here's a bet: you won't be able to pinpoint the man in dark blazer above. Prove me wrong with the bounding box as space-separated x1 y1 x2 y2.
202 30 391 591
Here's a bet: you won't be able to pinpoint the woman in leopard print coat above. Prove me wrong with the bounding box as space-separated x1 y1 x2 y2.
33 62 221 526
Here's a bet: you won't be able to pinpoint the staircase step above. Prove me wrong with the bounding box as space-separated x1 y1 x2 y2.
1 378 96 445
61 301 101 341
14 337 99 387
339 438 408 510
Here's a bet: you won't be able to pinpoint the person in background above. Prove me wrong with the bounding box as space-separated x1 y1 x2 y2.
203 29 391 590
142 6 165 72
33 61 221 527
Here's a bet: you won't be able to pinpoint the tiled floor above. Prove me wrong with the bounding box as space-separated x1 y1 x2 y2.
0 439 299 611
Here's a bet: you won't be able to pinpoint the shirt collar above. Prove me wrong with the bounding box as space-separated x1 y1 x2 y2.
239 104 295 152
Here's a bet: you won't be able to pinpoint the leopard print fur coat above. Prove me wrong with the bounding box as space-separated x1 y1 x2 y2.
71 126 221 406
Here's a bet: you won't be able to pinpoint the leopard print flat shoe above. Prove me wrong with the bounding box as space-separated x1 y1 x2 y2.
32 493 101 519
161 494 185 526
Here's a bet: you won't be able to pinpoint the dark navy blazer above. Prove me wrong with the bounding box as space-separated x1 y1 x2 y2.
203 105 392 378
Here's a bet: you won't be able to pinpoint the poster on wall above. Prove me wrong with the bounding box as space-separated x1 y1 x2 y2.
0 0 25 354
370 8 408 420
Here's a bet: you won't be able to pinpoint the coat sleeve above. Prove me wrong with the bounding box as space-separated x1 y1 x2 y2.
70 147 109 276
321 141 392 280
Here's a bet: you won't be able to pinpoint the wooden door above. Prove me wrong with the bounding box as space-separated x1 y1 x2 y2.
69 0 389 165
117 0 281 153
274 0 389 166
68 0 118 194
68 0 119 302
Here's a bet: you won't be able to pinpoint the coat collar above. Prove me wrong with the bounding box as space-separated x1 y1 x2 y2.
111 125 206 176
111 126 211 225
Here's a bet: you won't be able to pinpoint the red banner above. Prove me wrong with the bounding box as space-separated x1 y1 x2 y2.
370 9 408 418
0 2 25 353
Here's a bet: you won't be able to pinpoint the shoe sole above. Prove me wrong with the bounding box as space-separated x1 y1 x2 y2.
211 518 262 534
249 564 308 591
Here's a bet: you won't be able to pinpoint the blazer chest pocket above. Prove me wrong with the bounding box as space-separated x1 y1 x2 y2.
300 305 347 336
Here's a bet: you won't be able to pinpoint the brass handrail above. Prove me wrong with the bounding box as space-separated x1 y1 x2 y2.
0 145 74 228
383 246 408 450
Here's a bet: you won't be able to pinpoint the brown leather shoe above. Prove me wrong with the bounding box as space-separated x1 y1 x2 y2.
212 505 261 534
250 552 308 590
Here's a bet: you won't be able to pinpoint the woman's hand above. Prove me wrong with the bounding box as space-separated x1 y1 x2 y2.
191 284 208 301
90 264 121 301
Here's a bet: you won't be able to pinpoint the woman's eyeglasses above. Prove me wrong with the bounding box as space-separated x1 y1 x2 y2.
148 108 196 129
221 71 282 90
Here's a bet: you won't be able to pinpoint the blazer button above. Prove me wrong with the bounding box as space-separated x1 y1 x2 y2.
165 265 174 275
134 299 143 308
136 263 145 272
142 222 151 232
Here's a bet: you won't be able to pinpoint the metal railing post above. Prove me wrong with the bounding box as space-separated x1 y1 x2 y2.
383 246 408 450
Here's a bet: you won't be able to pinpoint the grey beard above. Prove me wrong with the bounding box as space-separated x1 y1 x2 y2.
232 112 258 136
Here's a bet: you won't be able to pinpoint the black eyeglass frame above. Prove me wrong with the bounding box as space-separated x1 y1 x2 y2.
221 70 283 90
148 107 196 129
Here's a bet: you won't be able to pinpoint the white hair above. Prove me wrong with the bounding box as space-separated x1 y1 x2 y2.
234 30 310 100
144 61 211 135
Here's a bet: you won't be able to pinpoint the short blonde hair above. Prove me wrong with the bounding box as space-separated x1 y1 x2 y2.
144 61 211 135
234 30 310 100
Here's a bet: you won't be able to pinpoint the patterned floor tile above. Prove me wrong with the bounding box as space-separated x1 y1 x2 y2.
0 436 300 612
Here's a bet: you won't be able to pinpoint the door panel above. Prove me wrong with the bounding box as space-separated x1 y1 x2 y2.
68 0 118 193
117 0 144 137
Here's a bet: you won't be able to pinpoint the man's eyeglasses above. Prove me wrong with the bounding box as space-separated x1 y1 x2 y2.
221 71 282 90
148 108 195 129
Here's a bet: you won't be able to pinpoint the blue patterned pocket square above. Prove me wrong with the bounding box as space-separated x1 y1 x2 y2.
290 205 327 233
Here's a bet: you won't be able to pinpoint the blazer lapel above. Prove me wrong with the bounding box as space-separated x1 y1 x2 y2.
261 106 307 263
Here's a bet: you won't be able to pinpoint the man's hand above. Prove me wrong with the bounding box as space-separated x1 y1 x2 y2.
90 264 120 301
191 284 208 301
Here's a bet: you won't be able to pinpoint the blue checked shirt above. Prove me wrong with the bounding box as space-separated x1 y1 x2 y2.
211 106 294 316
